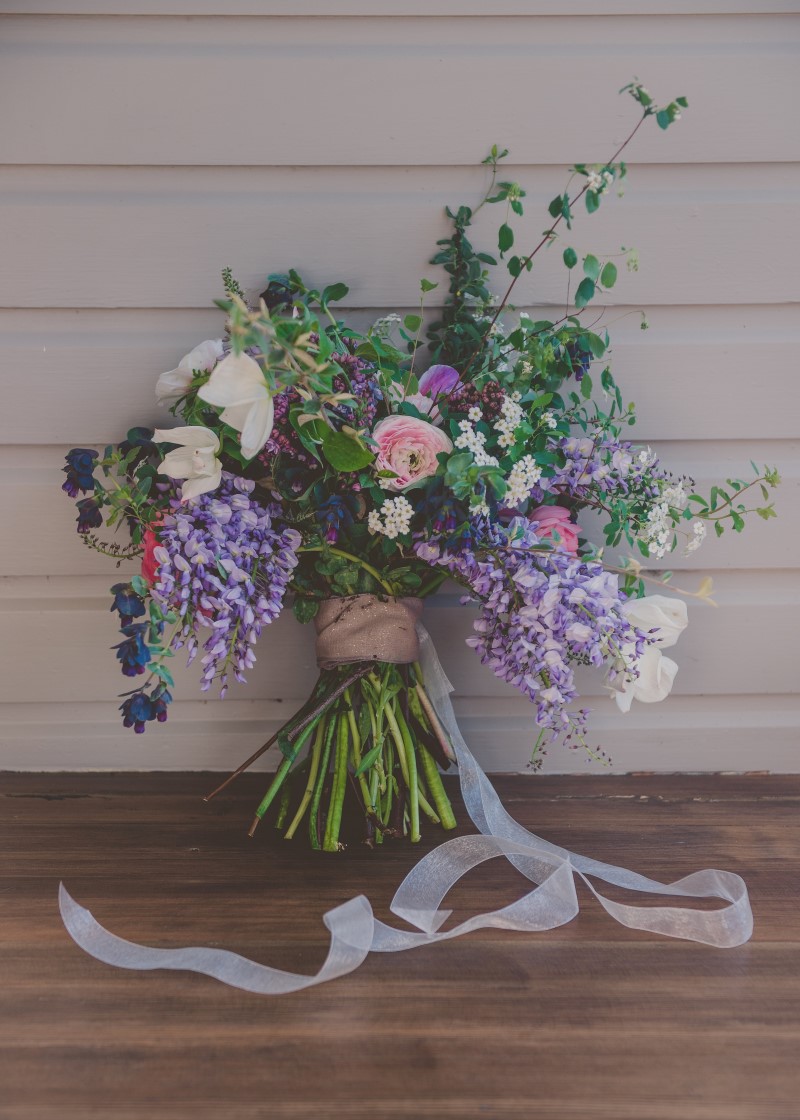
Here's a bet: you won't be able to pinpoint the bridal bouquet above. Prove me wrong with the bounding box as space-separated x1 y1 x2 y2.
62 83 778 852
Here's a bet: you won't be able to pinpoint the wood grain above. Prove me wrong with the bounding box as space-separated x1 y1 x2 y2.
0 771 798 1120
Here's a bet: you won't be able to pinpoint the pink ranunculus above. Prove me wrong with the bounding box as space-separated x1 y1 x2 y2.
529 505 580 555
372 415 453 491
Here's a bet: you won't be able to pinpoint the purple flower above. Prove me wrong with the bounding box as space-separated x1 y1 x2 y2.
75 496 103 534
418 364 461 399
120 691 154 733
62 448 98 498
113 622 150 678
110 582 147 626
150 473 300 696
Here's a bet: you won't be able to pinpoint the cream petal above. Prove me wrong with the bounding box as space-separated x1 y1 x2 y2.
197 352 266 409
180 466 223 503
219 400 255 433
155 366 192 407
240 395 275 459
152 425 220 452
178 339 224 373
158 447 197 479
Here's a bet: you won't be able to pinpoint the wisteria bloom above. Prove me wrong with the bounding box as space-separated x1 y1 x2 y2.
150 474 300 698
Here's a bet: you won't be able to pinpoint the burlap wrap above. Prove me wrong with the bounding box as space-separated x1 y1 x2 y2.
313 594 424 669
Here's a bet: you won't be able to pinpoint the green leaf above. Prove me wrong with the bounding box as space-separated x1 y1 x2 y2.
580 372 593 399
585 191 599 214
321 430 374 472
507 255 522 278
403 314 422 333
292 597 319 625
548 196 563 219
321 282 349 305
574 278 596 309
498 224 514 253
656 109 671 130
130 575 149 597
563 247 578 269
600 261 618 289
583 254 601 282
355 739 384 777
420 278 438 293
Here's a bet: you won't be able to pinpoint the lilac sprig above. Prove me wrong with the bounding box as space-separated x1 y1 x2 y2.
151 474 301 697
416 518 649 749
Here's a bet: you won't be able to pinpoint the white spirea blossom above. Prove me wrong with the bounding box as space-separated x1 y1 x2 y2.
505 455 543 508
541 410 557 430
454 419 499 466
684 520 707 555
367 496 414 540
587 168 614 195
494 393 525 450
642 500 673 559
662 481 688 510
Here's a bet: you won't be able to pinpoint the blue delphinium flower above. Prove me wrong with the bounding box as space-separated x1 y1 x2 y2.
315 494 354 544
113 622 150 678
75 496 103 534
62 448 98 498
110 582 147 626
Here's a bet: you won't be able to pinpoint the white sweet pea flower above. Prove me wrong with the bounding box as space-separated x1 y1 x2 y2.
155 339 225 407
152 425 222 503
196 351 274 460
612 594 688 712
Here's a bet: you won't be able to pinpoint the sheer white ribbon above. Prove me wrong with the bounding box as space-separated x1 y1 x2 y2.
59 625 753 993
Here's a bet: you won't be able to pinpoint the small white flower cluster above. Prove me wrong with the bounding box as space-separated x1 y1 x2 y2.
370 312 401 340
586 168 614 195
641 500 673 559
637 446 656 467
467 405 482 422
495 392 524 449
541 410 558 430
454 418 499 466
367 496 414 540
662 481 688 510
505 455 543 508
684 520 707 555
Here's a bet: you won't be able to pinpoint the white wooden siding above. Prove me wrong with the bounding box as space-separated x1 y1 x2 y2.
0 5 797 773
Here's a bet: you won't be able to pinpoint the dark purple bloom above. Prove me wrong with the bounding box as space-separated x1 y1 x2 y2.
120 691 155 733
418 364 461 399
75 496 103 534
316 494 354 544
110 582 147 626
113 622 150 678
62 448 98 498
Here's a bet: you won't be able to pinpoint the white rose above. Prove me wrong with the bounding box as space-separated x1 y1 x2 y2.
155 339 225 407
152 425 222 503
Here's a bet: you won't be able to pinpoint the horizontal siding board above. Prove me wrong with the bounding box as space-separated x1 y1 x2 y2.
2 165 798 308
2 442 793 576
0 15 798 165
5 4 800 16
1 695 797 774
1 306 798 444
1 572 797 705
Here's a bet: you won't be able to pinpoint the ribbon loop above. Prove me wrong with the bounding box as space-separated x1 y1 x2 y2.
59 623 753 994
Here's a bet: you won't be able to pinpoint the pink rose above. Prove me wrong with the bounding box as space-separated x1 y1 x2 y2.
529 505 580 555
372 415 453 491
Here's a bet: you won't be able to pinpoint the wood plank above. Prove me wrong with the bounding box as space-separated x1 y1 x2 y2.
2 305 798 444
2 165 798 308
0 772 798 1119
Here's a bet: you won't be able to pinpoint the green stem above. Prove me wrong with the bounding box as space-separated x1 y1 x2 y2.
250 718 317 831
345 689 373 811
417 743 457 831
395 705 440 829
299 546 394 595
284 716 326 840
323 712 350 852
309 711 337 850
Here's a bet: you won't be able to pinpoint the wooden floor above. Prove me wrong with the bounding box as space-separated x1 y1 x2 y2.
1 771 798 1120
